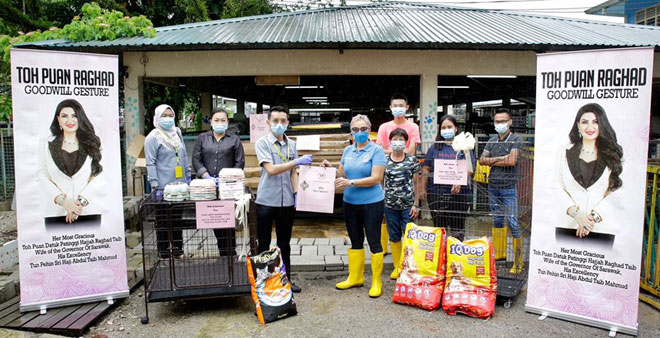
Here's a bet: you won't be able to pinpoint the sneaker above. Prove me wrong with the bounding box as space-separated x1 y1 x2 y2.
290 282 302 293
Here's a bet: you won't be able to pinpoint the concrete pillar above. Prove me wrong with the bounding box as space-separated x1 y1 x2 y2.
420 73 438 153
123 70 144 196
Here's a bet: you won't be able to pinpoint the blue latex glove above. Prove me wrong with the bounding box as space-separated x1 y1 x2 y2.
186 176 192 185
294 193 297 209
205 175 215 180
294 155 313 166
155 190 163 202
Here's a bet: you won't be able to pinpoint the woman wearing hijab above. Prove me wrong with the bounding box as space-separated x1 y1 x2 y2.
145 104 191 259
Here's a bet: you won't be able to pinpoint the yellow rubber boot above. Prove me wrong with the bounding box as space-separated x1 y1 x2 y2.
381 221 389 255
389 241 402 280
492 227 507 261
509 237 523 274
369 252 384 298
336 249 365 290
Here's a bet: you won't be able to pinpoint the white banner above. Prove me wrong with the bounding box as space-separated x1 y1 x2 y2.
11 49 128 312
526 47 653 335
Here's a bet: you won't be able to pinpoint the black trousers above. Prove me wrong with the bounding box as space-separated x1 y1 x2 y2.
343 200 384 253
156 205 184 258
256 204 295 278
213 229 236 256
427 190 470 241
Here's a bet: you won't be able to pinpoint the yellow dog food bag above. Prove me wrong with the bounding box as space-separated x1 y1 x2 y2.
442 236 497 319
392 223 447 311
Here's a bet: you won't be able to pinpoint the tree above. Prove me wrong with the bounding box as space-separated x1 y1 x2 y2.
0 2 156 121
222 0 272 18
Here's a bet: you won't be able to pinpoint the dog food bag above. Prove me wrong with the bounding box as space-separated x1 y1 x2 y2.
392 223 447 311
442 236 497 319
246 247 297 324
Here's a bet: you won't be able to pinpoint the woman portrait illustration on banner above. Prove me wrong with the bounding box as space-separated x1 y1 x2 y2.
554 103 624 245
38 98 105 224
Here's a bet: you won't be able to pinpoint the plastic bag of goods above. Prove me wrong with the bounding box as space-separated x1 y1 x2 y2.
246 247 297 324
392 223 447 311
442 236 497 319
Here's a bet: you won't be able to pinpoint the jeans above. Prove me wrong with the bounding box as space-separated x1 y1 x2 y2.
344 200 384 253
427 189 470 241
256 204 295 278
488 186 521 238
384 207 411 243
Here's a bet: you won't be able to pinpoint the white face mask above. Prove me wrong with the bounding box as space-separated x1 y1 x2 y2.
495 123 509 135
391 107 406 118
391 140 406 153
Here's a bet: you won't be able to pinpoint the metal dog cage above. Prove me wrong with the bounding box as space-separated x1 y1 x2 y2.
138 189 257 324
418 137 533 308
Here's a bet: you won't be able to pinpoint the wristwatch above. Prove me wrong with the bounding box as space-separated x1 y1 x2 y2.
350 180 355 187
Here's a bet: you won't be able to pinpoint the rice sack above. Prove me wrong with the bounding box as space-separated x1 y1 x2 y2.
392 223 447 311
442 236 497 319
246 247 297 324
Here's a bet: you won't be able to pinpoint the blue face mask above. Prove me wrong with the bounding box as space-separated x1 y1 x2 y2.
495 123 509 135
271 123 287 136
159 117 175 130
212 124 228 134
391 107 406 118
441 129 455 140
353 131 370 144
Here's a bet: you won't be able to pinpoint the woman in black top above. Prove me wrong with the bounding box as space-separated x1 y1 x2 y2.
192 108 245 255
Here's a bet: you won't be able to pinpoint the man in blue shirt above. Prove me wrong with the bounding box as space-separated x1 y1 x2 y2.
255 106 313 293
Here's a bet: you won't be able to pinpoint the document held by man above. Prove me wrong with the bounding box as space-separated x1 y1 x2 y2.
297 166 337 213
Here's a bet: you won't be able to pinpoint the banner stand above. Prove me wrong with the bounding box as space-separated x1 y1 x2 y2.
21 290 129 313
526 305 638 337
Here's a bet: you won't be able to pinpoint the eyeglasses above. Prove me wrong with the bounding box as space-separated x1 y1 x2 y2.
351 127 370 132
494 119 510 124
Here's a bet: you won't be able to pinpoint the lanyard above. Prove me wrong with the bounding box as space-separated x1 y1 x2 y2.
157 129 180 164
272 141 289 162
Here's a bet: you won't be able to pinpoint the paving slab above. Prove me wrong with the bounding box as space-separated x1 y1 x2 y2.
324 255 343 271
298 238 315 245
334 245 351 255
290 245 301 255
313 238 330 245
301 246 317 256
329 237 345 246
317 245 334 256
290 255 325 271
290 238 299 245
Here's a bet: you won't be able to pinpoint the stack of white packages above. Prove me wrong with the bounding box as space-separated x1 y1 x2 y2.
218 168 245 200
163 182 190 201
189 179 217 200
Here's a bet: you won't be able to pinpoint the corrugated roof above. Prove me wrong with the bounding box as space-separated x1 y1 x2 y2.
19 1 660 51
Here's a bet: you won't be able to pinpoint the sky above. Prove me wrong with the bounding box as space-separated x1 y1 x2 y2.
275 0 626 23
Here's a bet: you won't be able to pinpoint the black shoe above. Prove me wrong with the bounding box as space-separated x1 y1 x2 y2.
290 282 302 293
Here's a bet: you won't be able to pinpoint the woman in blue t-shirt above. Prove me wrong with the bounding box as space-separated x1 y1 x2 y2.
321 114 386 298
420 115 474 240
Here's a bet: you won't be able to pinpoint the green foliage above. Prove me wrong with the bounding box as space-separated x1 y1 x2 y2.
143 82 202 133
178 0 210 23
0 2 157 122
222 0 272 19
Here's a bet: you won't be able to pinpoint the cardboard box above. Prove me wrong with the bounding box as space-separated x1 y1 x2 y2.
127 134 146 168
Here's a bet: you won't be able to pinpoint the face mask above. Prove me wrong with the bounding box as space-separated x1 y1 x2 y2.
271 123 287 136
441 129 455 140
212 124 228 134
391 107 406 118
353 131 370 144
159 117 175 130
494 123 509 135
391 140 406 152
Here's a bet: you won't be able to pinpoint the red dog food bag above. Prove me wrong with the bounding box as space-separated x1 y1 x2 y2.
442 236 497 319
392 223 447 311
246 247 297 324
